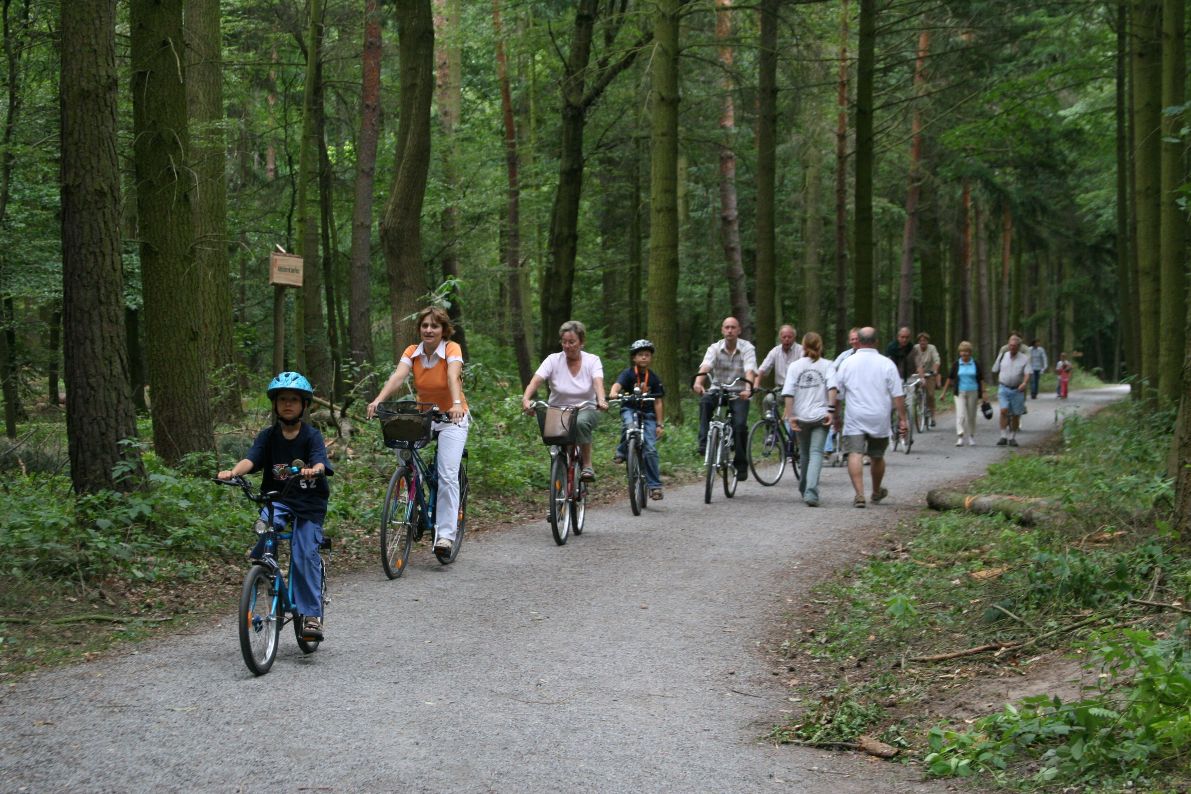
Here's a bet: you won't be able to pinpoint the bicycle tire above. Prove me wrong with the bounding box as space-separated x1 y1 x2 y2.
571 457 587 534
548 453 571 545
747 419 786 486
438 458 466 564
380 466 416 579
704 425 720 504
238 564 280 676
722 432 738 499
903 418 914 454
914 390 927 433
295 556 326 654
789 429 801 481
627 437 642 516
635 446 648 513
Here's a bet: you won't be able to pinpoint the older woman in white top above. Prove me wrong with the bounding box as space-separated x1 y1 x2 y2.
521 320 608 481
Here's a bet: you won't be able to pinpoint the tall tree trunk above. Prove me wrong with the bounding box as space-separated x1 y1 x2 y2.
131 0 212 464
380 0 434 357
896 28 929 330
1131 0 1161 390
802 141 823 335
754 0 778 346
629 132 644 341
493 0 532 386
1000 204 1012 345
347 0 381 383
852 0 875 325
434 0 467 355
297 0 333 394
126 307 146 411
959 180 972 346
918 167 945 347
44 302 60 407
975 199 992 368
1158 0 1185 402
186 0 239 421
648 0 682 423
833 0 849 350
1115 0 1133 383
716 0 749 337
61 0 141 491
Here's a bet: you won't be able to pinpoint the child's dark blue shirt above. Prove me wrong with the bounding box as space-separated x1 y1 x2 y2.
614 366 665 416
245 422 333 521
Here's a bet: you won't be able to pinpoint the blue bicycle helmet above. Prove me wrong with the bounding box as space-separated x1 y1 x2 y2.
266 371 314 401
629 339 655 358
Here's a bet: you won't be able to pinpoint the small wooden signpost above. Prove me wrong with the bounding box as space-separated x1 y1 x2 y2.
269 251 303 374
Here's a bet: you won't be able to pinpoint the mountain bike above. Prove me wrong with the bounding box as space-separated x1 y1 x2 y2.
703 377 748 504
215 471 330 676
375 401 469 579
530 400 593 545
611 392 657 516
747 387 801 486
892 374 920 454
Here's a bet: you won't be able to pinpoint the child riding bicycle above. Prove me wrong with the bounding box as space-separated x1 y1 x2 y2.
217 372 332 640
608 339 666 501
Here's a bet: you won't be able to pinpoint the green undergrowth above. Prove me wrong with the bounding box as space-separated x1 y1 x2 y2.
770 398 1190 791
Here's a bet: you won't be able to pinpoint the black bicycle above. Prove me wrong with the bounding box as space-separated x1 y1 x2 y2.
216 471 330 676
747 387 801 486
375 401 469 579
611 391 657 516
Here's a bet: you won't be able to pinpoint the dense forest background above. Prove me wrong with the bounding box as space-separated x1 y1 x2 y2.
0 0 1187 525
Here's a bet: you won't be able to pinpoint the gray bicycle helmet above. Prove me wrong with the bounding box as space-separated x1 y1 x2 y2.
628 339 655 358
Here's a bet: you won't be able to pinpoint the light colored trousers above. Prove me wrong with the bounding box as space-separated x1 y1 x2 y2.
954 391 979 438
432 416 469 542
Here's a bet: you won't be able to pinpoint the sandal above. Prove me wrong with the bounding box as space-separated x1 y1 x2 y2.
649 488 663 501
853 494 866 509
301 616 324 640
580 466 596 482
871 487 888 504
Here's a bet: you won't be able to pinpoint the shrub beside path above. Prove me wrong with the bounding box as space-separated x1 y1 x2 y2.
0 387 1126 791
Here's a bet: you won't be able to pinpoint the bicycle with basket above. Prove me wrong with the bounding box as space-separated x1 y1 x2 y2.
530 400 592 545
375 400 469 578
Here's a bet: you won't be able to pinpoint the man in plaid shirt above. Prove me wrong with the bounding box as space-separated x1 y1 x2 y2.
693 316 757 479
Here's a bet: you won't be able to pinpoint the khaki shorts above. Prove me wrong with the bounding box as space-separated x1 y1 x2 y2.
842 433 889 459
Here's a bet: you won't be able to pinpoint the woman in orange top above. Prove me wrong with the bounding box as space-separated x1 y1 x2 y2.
366 306 468 560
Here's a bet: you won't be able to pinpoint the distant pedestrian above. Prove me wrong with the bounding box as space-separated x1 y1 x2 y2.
991 334 1031 447
831 327 907 508
1027 339 1048 399
1055 352 1072 399
782 332 834 507
941 341 984 447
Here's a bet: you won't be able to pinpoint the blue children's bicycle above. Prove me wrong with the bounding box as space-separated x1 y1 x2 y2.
376 401 469 578
216 470 330 676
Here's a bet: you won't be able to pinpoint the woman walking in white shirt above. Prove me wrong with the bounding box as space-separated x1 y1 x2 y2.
782 332 835 507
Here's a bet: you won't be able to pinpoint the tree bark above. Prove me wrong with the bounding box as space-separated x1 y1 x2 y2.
896 28 929 331
927 489 1058 526
1 0 30 437
959 179 972 345
1115 0 1133 383
493 0 533 386
433 0 467 356
380 0 434 358
1158 0 1185 402
975 198 992 369
296 0 333 395
185 0 238 421
754 0 778 347
833 0 849 350
131 0 212 465
852 0 875 326
347 0 381 382
648 0 682 423
802 139 823 335
716 0 749 337
1131 0 1161 390
61 0 141 491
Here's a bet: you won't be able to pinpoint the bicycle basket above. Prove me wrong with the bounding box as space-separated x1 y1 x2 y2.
377 401 435 446
536 405 580 446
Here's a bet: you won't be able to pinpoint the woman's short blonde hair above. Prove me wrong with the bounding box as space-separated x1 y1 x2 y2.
958 340 973 354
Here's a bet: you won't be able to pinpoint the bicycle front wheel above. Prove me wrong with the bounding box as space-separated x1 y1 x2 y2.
571 458 587 535
627 437 642 516
380 466 416 579
239 565 280 676
914 391 927 433
903 418 914 454
439 458 467 564
722 430 738 498
704 425 720 504
548 454 571 545
747 419 786 486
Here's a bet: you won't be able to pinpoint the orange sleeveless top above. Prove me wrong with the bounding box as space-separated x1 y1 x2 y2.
402 341 467 413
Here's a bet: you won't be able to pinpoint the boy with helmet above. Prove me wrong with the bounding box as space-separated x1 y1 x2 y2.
217 372 333 640
608 339 666 500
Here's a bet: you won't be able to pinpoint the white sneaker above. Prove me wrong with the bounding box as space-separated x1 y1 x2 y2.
956 436 964 446
433 537 453 553
966 436 976 446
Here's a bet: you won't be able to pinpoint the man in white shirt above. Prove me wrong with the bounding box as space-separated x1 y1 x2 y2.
830 327 907 508
756 324 803 389
991 334 1031 446
693 316 756 479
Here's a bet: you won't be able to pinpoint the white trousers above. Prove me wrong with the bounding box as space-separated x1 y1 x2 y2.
432 416 469 542
954 391 978 438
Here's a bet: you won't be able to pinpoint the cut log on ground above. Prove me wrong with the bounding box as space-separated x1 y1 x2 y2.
926 489 1058 526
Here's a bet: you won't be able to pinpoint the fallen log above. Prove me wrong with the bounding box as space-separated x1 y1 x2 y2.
926 489 1058 526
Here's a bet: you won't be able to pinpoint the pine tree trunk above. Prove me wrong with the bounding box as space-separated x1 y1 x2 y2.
297 0 333 395
347 0 381 381
1158 0 1186 402
1131 0 1161 390
896 28 929 330
1000 205 1012 345
852 0 875 326
131 0 212 464
1115 0 1133 383
61 0 141 491
754 0 778 347
380 0 434 357
716 0 749 338
833 0 849 350
802 142 823 335
918 163 946 348
648 0 682 424
434 0 467 356
629 133 644 341
493 0 533 386
976 199 992 370
959 180 972 346
44 302 60 407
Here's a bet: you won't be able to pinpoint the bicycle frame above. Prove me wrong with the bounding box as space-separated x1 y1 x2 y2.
389 445 438 538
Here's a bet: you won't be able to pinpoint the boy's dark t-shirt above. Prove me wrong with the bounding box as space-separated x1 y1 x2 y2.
614 366 665 416
245 422 333 521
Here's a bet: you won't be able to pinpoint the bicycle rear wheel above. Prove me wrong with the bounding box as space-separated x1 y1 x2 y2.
903 417 914 454
747 419 786 486
548 453 571 545
627 437 642 516
239 565 280 676
704 425 720 504
571 456 587 534
380 466 416 579
722 431 738 499
295 555 326 654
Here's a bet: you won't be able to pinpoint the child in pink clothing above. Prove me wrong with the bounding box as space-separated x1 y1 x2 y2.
1055 353 1072 399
